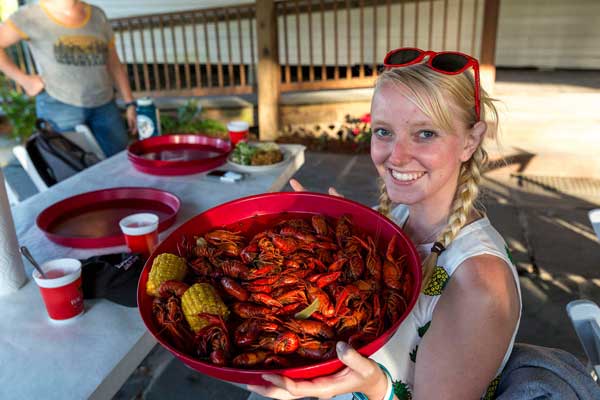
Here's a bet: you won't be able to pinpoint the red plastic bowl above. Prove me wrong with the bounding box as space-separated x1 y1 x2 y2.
128 134 231 176
137 192 421 385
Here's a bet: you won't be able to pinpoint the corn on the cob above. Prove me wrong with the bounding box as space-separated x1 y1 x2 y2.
146 253 188 297
181 283 230 333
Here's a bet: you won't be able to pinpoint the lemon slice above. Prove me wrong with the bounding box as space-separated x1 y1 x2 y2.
294 298 320 320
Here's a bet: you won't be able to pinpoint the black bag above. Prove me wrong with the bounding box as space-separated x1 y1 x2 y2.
26 119 101 186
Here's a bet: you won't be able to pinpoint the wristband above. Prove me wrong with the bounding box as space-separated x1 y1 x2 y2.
352 362 394 400
124 100 137 109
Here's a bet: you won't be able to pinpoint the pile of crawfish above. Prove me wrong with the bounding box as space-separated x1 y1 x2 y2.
152 214 413 369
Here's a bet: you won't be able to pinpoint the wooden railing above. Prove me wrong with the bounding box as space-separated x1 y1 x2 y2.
111 3 257 98
110 0 492 98
277 0 485 91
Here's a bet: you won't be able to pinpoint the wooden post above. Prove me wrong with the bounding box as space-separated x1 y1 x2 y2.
256 0 280 140
479 0 500 93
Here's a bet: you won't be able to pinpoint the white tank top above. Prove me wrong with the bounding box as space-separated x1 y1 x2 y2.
340 205 522 400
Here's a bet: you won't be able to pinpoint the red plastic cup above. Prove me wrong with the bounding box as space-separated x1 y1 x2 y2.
227 121 249 146
119 213 159 256
33 258 84 321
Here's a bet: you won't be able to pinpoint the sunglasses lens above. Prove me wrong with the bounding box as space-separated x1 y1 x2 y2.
431 53 469 72
386 49 422 65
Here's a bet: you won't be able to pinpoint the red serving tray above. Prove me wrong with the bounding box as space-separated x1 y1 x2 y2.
138 192 422 385
37 187 180 248
128 134 231 176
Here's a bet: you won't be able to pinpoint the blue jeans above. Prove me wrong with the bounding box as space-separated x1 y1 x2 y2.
35 91 128 157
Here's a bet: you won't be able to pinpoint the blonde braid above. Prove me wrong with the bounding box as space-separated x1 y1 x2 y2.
377 178 393 217
421 146 486 290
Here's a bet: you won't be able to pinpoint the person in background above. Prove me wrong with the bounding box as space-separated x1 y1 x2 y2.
248 48 521 400
0 0 136 157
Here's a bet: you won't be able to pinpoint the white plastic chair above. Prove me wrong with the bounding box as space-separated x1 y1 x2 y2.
4 179 19 205
566 300 600 381
12 124 105 192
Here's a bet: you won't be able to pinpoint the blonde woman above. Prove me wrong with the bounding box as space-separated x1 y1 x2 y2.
248 48 521 400
0 0 135 157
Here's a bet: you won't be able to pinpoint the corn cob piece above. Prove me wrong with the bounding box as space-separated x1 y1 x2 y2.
146 253 188 297
181 283 230 333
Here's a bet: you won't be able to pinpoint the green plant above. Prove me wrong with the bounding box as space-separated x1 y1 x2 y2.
0 74 36 142
160 99 227 138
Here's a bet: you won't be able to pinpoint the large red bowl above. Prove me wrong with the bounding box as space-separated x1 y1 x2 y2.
128 134 231 175
137 192 421 385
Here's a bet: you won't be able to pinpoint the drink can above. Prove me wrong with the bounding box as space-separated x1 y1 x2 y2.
136 97 161 140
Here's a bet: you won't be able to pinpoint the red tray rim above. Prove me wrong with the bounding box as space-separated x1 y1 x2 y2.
137 191 422 384
127 134 231 175
37 187 181 248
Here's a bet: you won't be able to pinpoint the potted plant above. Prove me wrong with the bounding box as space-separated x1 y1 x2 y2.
159 99 227 139
0 74 36 143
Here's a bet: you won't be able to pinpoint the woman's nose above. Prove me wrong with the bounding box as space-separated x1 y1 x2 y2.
389 138 413 165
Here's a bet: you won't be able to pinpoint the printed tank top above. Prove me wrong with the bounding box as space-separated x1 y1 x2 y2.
339 205 522 400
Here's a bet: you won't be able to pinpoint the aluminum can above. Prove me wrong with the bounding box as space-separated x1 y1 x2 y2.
136 97 160 140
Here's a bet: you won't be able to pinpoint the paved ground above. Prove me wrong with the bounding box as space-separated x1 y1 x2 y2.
2 69 600 399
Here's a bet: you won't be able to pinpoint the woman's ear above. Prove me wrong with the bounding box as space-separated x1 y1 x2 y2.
460 121 487 162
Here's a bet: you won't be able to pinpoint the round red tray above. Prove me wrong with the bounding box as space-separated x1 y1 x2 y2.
127 134 231 176
138 192 421 385
37 187 180 248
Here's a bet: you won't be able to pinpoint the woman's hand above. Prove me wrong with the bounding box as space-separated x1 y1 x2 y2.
289 178 343 197
22 74 44 97
125 106 137 136
247 342 389 400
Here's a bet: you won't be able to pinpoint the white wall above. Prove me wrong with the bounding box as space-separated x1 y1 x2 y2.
496 0 600 69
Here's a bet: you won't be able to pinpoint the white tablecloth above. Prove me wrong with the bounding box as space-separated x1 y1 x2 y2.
0 144 305 400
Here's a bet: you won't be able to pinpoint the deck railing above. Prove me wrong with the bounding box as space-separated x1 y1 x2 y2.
276 0 485 92
111 3 257 98
109 0 493 98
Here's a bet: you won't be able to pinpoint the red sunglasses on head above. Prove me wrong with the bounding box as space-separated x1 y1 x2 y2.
383 47 481 121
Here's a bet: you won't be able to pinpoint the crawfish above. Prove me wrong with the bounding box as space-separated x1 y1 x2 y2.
205 229 245 245
275 288 308 305
239 241 259 264
232 350 270 367
220 277 249 301
353 235 383 282
296 338 336 360
270 234 312 255
249 293 283 308
382 236 407 290
308 271 342 288
234 318 280 347
195 313 231 366
232 302 275 319
279 226 317 243
153 297 194 353
283 319 335 340
220 259 250 279
177 235 196 258
256 332 300 355
158 280 189 298
335 215 353 248
264 355 291 368
311 215 329 236
383 288 408 325
306 284 335 317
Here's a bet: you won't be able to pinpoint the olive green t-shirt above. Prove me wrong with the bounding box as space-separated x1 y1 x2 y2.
8 2 115 107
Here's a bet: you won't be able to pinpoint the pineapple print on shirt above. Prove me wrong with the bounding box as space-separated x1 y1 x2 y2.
423 266 450 296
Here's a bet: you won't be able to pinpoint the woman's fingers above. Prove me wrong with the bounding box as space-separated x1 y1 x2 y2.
336 342 378 379
328 187 344 197
289 179 306 192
